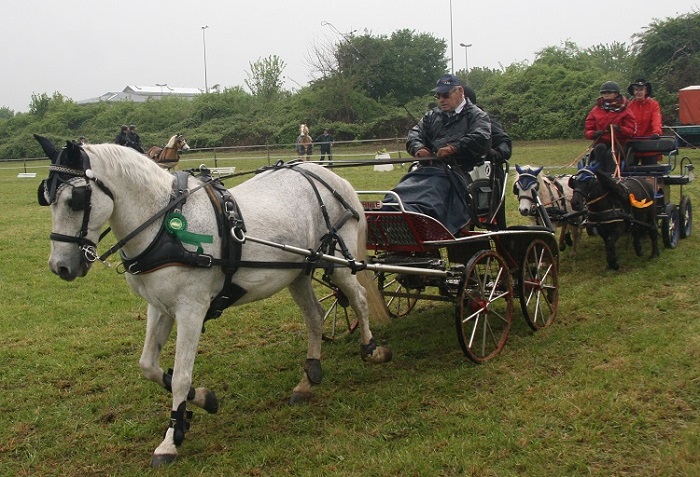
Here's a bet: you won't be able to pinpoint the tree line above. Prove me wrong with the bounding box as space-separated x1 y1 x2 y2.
0 11 698 160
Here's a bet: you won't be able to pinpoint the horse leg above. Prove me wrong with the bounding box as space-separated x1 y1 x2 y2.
557 224 567 252
139 304 218 413
333 269 392 364
648 218 660 258
603 230 620 270
571 225 582 256
150 306 209 468
650 232 660 258
286 275 325 404
633 227 644 256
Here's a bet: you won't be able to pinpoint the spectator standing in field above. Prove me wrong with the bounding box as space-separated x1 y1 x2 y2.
114 125 130 147
127 125 145 153
315 128 335 162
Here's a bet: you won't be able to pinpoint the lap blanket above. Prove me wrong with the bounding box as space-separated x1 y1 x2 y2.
384 165 470 235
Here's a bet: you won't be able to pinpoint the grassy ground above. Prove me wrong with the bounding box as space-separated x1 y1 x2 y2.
1 140 698 476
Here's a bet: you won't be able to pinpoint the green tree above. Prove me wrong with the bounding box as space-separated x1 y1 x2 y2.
632 11 700 123
335 29 447 105
0 107 14 120
245 55 286 100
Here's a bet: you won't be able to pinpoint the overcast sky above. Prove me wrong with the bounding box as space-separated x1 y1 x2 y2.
3 0 697 112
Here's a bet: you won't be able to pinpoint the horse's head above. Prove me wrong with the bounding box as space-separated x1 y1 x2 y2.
299 124 309 137
175 134 190 151
35 135 115 281
512 164 544 216
569 162 603 212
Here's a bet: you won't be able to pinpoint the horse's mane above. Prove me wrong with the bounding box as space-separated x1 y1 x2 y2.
83 143 173 192
165 134 179 148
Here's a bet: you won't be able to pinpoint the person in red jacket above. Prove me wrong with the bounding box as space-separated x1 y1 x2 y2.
627 78 663 165
584 81 637 174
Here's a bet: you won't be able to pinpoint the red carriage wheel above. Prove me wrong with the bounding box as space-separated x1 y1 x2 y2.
376 271 420 318
313 271 358 341
455 250 513 363
519 239 558 331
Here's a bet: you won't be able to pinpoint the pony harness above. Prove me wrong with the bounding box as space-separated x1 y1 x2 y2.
121 163 361 321
120 171 246 320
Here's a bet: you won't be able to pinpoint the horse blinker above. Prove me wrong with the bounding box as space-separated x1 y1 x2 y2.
69 185 89 211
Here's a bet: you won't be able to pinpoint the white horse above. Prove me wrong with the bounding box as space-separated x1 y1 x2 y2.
35 136 391 467
513 164 583 254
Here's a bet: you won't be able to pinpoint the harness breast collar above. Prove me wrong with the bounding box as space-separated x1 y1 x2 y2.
118 162 361 323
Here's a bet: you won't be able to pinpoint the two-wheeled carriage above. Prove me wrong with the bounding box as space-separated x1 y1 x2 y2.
623 134 694 248
318 160 560 363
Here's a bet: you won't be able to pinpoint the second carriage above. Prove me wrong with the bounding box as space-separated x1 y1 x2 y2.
318 159 560 364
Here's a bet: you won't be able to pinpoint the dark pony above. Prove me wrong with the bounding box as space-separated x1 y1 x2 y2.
569 162 659 270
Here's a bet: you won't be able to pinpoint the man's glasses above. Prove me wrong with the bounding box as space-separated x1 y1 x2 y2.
434 89 454 99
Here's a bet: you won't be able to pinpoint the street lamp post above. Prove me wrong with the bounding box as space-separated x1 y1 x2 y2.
201 25 209 94
449 0 454 74
459 43 472 83
156 83 167 96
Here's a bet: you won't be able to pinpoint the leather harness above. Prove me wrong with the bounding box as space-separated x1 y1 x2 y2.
119 164 360 323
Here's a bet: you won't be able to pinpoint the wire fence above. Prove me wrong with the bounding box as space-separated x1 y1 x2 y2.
0 137 410 174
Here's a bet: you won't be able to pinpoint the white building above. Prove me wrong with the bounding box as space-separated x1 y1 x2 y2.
77 85 203 105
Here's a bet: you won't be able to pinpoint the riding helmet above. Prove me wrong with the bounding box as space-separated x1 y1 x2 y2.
599 81 620 94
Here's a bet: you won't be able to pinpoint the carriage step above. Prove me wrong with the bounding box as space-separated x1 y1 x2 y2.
662 175 690 185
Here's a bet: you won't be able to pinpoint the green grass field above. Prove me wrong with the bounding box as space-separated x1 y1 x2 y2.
1 140 699 476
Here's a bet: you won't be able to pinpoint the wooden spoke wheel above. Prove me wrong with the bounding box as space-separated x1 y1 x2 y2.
519 239 558 331
455 250 514 363
376 271 421 318
313 272 358 341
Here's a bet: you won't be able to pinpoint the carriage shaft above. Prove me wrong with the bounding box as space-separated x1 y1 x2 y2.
242 234 453 278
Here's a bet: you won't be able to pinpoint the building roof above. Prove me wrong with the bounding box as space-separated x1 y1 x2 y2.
77 85 203 105
124 85 203 96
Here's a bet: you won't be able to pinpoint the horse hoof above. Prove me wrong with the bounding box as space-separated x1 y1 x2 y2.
151 453 177 468
289 391 312 405
608 262 620 271
203 389 218 414
367 346 393 364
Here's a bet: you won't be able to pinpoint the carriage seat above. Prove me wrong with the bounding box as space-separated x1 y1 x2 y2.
623 163 672 176
627 136 677 154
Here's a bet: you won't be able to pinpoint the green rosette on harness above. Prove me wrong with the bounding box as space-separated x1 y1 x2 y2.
165 212 213 253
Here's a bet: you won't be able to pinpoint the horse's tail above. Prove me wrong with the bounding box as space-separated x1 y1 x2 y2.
355 213 391 325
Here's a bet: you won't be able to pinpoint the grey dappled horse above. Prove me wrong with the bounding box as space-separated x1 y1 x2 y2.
35 136 391 467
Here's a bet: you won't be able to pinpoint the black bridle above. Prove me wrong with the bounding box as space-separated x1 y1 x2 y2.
38 148 115 264
570 167 608 209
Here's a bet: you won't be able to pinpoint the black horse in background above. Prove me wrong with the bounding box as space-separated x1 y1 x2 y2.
569 163 659 270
